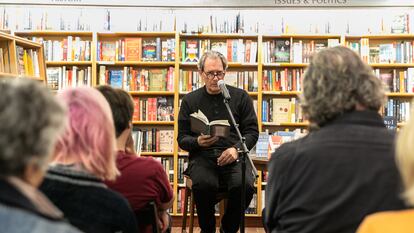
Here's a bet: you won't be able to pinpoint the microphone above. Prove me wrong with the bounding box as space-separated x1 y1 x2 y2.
217 80 231 100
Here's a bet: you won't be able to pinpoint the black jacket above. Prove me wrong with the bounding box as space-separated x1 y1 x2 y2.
264 110 406 233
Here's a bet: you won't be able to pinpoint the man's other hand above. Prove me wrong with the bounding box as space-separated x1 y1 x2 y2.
217 147 238 166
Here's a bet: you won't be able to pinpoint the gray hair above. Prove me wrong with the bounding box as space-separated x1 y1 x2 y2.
0 78 66 177
198 50 228 72
301 46 386 128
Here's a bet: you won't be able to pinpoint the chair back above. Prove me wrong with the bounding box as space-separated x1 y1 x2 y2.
134 201 160 233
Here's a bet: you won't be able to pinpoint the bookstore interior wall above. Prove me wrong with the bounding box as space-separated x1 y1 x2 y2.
1 3 414 219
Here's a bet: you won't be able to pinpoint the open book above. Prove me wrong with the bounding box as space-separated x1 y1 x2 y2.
190 110 230 137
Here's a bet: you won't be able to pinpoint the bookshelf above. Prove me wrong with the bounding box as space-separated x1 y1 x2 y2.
11 29 414 220
15 31 94 90
344 34 414 125
0 31 45 81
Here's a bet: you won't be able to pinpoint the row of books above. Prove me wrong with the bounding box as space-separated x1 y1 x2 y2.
132 96 174 122
383 99 411 123
177 157 189 184
348 39 414 64
262 68 304 92
371 42 414 64
99 66 174 92
153 157 174 183
46 66 92 90
262 39 340 63
375 68 414 93
180 39 257 63
98 38 176 62
16 46 40 77
31 36 91 62
181 13 246 34
262 98 304 124
254 130 306 158
245 193 258 214
0 47 10 73
132 128 174 153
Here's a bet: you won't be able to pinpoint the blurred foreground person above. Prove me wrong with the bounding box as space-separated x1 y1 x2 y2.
0 78 81 233
40 87 138 233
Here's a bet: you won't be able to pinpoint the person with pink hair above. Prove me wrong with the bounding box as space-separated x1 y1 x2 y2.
40 87 138 233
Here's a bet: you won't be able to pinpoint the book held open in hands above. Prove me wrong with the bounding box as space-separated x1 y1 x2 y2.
190 110 230 137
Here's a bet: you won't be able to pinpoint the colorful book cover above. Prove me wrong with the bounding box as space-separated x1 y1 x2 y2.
124 38 142 61
274 40 290 62
184 40 199 62
142 38 157 61
101 41 116 61
109 70 123 88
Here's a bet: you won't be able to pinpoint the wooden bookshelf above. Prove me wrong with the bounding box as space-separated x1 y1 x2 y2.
344 34 414 127
0 31 46 81
10 29 414 219
15 31 94 89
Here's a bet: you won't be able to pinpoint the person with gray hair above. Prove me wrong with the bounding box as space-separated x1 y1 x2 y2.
264 46 406 233
178 50 258 233
0 78 81 233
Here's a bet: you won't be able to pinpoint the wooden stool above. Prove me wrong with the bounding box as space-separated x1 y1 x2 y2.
181 177 228 233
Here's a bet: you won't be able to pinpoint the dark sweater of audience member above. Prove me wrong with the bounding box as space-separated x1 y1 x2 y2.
41 165 138 233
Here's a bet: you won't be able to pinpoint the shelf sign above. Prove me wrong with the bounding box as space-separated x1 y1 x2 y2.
383 116 397 130
0 0 413 7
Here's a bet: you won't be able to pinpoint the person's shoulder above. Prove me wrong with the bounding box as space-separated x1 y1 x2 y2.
268 137 304 175
183 87 204 99
125 156 165 176
0 204 81 233
270 135 305 161
227 85 248 95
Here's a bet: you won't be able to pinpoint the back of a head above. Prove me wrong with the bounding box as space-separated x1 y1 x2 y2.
96 85 134 138
0 78 66 178
53 87 119 181
301 46 386 128
397 104 414 206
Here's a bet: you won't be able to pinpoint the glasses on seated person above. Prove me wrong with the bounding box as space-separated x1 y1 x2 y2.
204 71 225 79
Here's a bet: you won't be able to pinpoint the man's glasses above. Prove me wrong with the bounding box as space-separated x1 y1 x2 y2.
203 71 225 79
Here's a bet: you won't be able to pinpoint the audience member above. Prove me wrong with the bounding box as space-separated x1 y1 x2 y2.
357 104 414 233
97 85 174 233
0 78 80 233
40 87 138 233
264 46 406 233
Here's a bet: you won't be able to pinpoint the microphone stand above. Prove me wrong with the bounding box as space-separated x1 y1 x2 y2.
222 97 258 233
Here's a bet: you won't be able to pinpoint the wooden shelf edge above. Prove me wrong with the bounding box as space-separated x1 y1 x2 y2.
140 152 174 157
15 31 93 37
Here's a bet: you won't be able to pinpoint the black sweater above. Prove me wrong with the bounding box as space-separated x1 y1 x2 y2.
40 165 138 233
177 85 258 154
264 110 406 233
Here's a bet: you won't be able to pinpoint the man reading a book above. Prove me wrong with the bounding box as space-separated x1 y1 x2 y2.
177 51 259 233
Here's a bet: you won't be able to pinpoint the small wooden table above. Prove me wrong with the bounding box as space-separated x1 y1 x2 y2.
251 157 268 172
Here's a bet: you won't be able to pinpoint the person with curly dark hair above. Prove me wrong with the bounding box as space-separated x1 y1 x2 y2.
264 46 406 233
